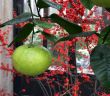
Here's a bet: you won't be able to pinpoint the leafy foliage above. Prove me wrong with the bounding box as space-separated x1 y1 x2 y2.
81 0 94 10
36 0 49 8
0 13 34 27
41 31 58 42
36 0 62 10
8 23 34 47
56 31 96 43
90 44 110 89
35 21 54 28
98 26 110 44
50 14 82 35
1 0 110 91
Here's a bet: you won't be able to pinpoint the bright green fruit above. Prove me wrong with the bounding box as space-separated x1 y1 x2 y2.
92 0 110 8
12 44 52 76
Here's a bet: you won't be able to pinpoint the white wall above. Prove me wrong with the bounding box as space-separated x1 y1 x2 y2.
0 0 13 95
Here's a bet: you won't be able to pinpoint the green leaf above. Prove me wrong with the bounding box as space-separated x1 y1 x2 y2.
81 0 94 10
56 31 96 43
0 13 32 28
98 25 110 44
35 21 54 28
8 23 34 47
50 14 82 35
41 31 58 42
36 0 62 10
36 0 49 8
90 44 110 89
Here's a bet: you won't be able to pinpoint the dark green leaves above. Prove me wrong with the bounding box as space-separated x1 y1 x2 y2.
35 21 54 28
36 0 49 8
8 23 34 47
50 14 82 35
36 0 62 10
0 13 32 28
56 31 96 44
98 26 110 44
90 44 110 89
41 32 58 42
81 0 94 10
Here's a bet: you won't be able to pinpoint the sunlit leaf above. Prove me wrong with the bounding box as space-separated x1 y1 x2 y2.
35 21 54 28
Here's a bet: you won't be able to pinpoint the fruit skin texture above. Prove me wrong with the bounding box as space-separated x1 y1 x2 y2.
12 44 52 76
92 0 110 8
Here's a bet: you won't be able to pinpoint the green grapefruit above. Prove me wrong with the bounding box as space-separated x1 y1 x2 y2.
12 44 52 76
92 0 110 8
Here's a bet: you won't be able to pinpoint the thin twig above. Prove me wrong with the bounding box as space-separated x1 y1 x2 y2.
27 0 35 44
46 79 53 96
60 87 73 96
34 0 42 19
37 80 50 96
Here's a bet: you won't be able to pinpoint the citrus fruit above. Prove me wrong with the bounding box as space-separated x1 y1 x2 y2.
12 44 52 76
